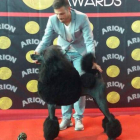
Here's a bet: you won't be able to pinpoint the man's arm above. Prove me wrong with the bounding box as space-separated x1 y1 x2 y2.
35 17 55 54
81 15 95 56
81 15 103 73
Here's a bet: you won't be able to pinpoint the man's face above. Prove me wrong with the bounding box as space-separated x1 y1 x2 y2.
54 6 70 24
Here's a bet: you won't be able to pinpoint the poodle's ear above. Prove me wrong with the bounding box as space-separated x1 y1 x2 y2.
31 54 44 63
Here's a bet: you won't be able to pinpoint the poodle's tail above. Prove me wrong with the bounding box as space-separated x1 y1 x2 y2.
80 53 99 88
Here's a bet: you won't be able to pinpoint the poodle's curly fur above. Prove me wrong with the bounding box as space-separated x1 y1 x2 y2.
36 46 82 105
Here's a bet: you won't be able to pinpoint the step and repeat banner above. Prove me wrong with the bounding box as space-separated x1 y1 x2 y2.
0 0 140 110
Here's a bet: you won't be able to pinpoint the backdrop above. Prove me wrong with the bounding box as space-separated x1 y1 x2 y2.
0 0 140 110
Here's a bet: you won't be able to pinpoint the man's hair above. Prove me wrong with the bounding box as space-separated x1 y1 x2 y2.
53 0 70 9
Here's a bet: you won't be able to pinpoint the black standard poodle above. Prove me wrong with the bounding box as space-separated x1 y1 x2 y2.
31 45 122 140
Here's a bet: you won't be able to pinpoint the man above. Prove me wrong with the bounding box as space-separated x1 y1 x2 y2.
34 0 102 131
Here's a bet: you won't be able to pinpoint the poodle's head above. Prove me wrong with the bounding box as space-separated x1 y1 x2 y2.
31 45 73 82
31 45 63 65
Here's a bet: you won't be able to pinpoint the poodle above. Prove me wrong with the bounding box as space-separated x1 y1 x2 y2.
31 45 122 140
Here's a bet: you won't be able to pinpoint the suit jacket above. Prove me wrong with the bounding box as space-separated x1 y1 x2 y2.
35 9 95 56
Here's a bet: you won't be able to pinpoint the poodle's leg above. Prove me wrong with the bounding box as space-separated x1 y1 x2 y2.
48 104 56 119
88 79 113 121
88 79 122 139
43 104 59 140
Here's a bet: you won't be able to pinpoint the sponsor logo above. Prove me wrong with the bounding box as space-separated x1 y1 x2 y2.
22 68 39 78
102 53 125 63
0 67 12 80
131 48 140 61
131 77 140 89
131 20 140 33
0 36 11 49
68 0 122 7
127 93 140 103
127 65 140 75
107 91 120 104
26 80 38 93
0 23 16 33
106 36 120 49
23 0 53 10
22 97 46 107
127 37 140 47
25 21 40 34
0 97 13 110
106 65 120 78
102 25 125 35
0 84 18 93
26 50 35 63
0 54 17 63
107 81 125 89
21 39 40 48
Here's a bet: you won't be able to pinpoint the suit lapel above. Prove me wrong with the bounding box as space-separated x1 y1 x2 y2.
58 21 66 40
70 9 76 42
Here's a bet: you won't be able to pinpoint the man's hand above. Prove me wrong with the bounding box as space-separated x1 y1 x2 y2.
33 51 40 64
92 63 103 73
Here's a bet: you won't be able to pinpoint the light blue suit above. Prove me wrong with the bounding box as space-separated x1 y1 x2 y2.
35 9 95 56
35 9 95 120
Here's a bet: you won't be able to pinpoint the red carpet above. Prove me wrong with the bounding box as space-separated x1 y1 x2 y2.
0 112 140 140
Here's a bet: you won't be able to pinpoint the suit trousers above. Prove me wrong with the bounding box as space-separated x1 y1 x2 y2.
61 52 86 120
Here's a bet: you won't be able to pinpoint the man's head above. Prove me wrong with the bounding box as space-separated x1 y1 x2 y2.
53 0 70 9
53 0 71 24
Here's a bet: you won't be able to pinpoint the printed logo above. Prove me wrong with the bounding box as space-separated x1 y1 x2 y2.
26 50 35 63
107 91 120 104
68 0 122 7
0 23 16 33
0 67 12 80
107 81 125 89
0 97 13 110
106 65 120 78
127 37 140 47
25 21 40 34
131 77 140 89
22 97 46 107
131 48 140 61
102 25 125 35
0 84 18 92
0 36 11 49
131 20 140 33
26 80 38 93
127 93 140 103
23 0 54 10
127 65 140 75
106 36 120 49
22 68 39 78
102 53 125 63
21 39 40 48
0 55 17 63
